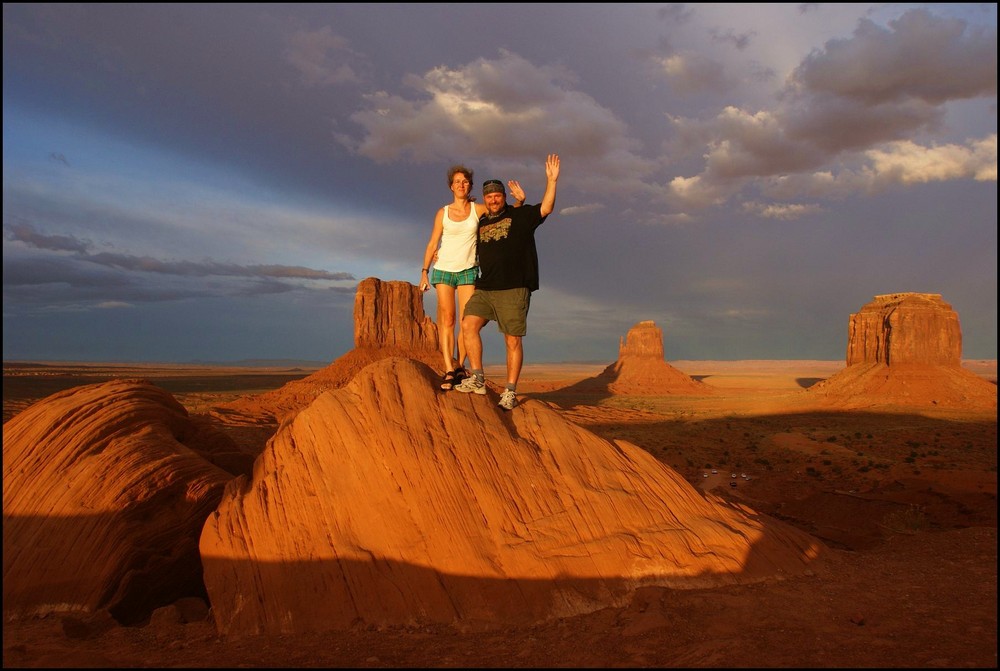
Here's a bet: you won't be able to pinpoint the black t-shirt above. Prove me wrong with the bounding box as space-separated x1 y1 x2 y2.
474 204 547 292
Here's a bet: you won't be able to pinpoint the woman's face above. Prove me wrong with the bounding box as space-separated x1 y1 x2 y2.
450 173 471 199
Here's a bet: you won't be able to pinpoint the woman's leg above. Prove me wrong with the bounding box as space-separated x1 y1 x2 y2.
435 283 458 372
455 284 476 370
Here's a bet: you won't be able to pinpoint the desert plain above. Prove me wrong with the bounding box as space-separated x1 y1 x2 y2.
2 356 996 668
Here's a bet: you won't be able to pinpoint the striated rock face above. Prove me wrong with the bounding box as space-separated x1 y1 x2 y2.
201 357 823 636
846 293 962 366
618 320 665 359
2 380 239 624
354 276 439 351
810 293 995 409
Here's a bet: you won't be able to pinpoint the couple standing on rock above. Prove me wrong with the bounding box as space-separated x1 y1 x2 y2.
419 154 561 411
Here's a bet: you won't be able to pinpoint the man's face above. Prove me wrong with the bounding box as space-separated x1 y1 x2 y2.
484 191 506 214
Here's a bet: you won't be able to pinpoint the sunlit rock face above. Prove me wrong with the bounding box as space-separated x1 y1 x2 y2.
606 321 711 395
2 380 238 624
354 276 439 351
201 357 823 636
810 293 995 409
847 293 962 366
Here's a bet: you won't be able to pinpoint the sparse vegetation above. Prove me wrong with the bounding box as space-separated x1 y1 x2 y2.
881 504 929 533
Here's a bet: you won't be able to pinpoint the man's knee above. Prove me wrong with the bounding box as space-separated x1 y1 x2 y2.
504 334 523 350
462 316 485 334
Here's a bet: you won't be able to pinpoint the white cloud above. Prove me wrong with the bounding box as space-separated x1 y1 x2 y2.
665 8 997 210
865 134 997 185
350 50 658 196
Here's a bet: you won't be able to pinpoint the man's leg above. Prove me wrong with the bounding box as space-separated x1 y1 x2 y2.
462 314 488 371
504 334 523 387
455 314 489 394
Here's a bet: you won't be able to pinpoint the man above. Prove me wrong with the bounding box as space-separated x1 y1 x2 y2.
454 153 560 410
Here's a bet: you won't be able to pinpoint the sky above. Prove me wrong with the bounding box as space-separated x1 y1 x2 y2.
3 3 996 365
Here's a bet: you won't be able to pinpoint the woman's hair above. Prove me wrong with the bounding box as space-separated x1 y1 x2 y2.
447 165 474 186
447 165 475 201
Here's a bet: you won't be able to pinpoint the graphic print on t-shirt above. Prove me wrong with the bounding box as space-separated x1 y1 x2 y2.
480 217 512 243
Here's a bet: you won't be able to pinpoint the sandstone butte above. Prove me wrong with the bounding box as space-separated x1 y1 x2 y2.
807 293 996 410
563 320 714 395
3 280 993 637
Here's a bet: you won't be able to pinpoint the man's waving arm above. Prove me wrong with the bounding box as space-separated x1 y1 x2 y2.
539 154 560 218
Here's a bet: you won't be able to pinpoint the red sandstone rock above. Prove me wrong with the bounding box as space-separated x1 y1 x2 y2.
201 357 824 636
2 380 238 624
218 278 441 424
810 293 995 410
566 321 712 395
846 293 962 366
354 276 439 351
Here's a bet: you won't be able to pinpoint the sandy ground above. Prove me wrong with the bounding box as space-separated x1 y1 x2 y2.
3 359 997 668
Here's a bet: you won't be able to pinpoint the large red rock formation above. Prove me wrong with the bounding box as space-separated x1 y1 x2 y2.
2 380 241 624
216 278 441 425
809 293 995 409
354 276 439 351
846 293 962 366
566 321 712 395
201 357 824 636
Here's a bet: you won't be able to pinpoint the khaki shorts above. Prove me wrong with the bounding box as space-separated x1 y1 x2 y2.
464 288 531 336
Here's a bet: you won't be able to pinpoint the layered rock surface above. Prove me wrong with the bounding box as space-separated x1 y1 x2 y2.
2 380 240 624
566 321 712 395
846 293 962 366
809 293 996 409
201 357 824 636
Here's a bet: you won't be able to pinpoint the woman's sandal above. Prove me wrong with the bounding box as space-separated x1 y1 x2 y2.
440 370 458 391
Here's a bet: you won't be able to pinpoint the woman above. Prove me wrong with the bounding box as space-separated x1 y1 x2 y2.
420 165 523 390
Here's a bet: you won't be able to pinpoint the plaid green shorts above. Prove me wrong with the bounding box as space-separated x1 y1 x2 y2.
464 287 531 336
430 266 478 288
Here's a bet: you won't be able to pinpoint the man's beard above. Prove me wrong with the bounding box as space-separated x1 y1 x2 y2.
486 203 507 219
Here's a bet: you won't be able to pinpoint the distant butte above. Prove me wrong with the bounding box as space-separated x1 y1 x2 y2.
216 277 442 423
562 320 713 395
808 293 996 409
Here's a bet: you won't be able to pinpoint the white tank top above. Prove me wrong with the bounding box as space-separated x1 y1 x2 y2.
434 203 479 272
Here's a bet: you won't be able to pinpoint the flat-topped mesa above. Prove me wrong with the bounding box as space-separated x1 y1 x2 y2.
808 293 995 410
847 293 962 367
354 277 439 352
619 320 665 360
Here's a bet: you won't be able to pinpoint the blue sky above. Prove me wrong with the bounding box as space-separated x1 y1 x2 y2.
3 3 996 364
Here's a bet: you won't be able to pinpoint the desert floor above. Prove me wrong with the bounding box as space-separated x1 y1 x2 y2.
3 359 997 668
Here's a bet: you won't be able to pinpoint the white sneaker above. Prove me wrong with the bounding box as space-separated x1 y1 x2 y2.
454 374 487 395
497 389 517 410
